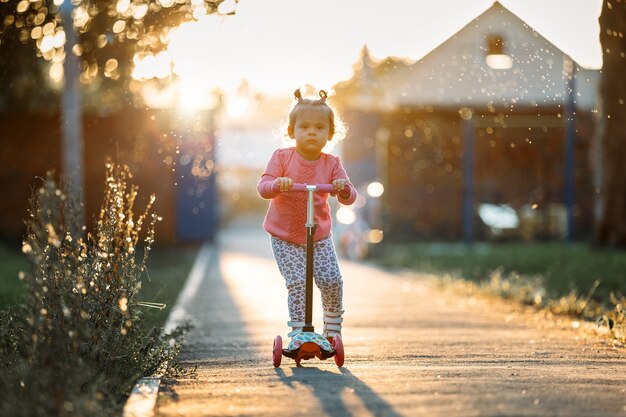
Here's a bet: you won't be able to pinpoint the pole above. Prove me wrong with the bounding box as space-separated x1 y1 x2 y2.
60 0 85 228
463 115 474 245
564 58 576 242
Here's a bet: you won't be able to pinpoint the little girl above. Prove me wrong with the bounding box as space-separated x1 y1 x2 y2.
257 89 357 341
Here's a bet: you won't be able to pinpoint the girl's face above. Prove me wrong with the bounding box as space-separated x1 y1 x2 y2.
289 108 332 161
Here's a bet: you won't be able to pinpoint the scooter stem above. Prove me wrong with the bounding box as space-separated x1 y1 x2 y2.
305 185 316 227
303 184 317 332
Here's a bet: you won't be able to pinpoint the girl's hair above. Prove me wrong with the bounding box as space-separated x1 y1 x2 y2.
287 89 345 139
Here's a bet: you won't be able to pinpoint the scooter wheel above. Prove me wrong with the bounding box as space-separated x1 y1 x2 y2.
273 335 282 367
333 335 344 367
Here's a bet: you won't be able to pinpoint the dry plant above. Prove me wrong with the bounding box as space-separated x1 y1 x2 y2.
0 161 187 417
442 269 625 346
597 292 626 345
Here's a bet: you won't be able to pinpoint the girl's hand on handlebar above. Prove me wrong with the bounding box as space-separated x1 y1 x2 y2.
332 179 349 195
274 177 293 192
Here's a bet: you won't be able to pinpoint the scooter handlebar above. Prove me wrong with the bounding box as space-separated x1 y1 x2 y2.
272 183 337 193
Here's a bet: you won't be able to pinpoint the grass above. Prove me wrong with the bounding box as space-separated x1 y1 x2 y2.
376 241 626 343
0 241 28 309
376 241 626 302
137 245 199 331
0 242 198 331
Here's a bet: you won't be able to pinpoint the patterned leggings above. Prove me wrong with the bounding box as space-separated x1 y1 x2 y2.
271 236 343 323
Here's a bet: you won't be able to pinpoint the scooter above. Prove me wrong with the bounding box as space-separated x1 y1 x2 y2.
272 183 345 367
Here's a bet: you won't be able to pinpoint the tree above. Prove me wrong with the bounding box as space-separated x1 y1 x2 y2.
1 0 233 106
594 0 626 247
0 22 57 112
0 0 234 207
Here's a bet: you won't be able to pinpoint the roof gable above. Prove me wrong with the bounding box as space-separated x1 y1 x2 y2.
342 2 598 111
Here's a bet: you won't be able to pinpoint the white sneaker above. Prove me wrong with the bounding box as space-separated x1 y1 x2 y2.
287 321 304 338
322 310 343 339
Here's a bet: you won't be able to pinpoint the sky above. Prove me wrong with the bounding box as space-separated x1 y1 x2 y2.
147 0 604 108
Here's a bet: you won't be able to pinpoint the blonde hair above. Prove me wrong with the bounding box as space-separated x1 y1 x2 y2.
287 89 345 140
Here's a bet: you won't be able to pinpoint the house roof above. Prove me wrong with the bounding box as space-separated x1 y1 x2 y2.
335 1 599 112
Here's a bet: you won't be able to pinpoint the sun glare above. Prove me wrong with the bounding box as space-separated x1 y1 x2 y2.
178 80 211 110
131 14 238 110
132 51 172 80
168 13 261 109
226 97 249 117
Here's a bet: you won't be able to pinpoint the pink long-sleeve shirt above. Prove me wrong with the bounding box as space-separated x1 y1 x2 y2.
257 147 357 244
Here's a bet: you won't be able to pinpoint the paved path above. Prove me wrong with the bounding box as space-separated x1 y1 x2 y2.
155 217 626 417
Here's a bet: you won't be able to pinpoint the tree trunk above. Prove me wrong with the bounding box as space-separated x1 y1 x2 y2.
594 0 626 247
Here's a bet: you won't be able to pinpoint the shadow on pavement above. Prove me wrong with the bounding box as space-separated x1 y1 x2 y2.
274 366 403 417
164 243 258 366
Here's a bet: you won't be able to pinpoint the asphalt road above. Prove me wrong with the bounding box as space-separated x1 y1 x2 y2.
155 217 626 417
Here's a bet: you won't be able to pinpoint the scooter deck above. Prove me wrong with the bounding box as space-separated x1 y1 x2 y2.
282 332 335 361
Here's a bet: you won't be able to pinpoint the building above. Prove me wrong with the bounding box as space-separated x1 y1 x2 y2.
335 1 599 241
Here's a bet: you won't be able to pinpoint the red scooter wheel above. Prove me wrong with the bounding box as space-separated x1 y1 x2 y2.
333 335 344 367
273 335 282 367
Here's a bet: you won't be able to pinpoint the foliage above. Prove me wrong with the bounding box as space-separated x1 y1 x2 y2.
0 0 233 111
0 162 187 417
0 22 57 112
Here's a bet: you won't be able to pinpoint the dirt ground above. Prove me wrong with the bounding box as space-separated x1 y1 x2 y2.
155 218 626 417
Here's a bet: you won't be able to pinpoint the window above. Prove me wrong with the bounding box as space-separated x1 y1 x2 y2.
485 34 513 69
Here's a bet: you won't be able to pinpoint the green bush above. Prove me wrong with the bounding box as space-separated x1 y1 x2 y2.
0 162 186 417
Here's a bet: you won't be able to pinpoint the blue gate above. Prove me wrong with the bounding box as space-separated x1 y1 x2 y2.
175 130 219 242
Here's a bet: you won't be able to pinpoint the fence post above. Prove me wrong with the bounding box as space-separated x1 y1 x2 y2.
463 113 474 245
